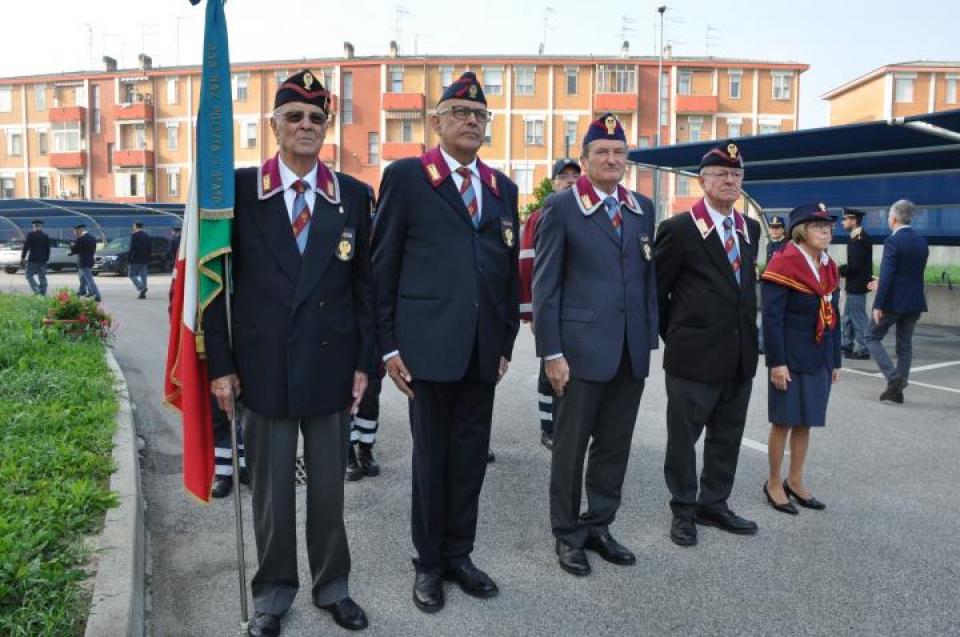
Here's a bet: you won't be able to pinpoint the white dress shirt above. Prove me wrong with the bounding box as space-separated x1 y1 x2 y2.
277 156 318 221
705 199 740 254
440 146 483 223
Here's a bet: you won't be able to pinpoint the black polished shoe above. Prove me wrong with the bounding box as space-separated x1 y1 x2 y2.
412 572 444 613
540 431 554 450
584 532 636 565
555 539 591 576
763 482 799 515
317 597 368 631
879 386 904 404
238 467 250 486
444 560 499 598
670 516 698 546
210 475 233 499
696 509 759 535
345 446 364 482
783 480 826 510
357 444 380 477
844 350 870 360
487 450 496 463
138 289 147 299
248 611 281 637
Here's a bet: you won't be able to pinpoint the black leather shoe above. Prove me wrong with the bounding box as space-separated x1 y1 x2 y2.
555 539 591 576
879 386 904 404
357 444 380 477
763 482 799 515
670 516 698 546
844 351 870 360
584 533 636 565
248 611 281 637
444 560 499 598
211 475 233 499
138 289 147 299
345 446 364 482
317 597 368 631
487 450 496 463
413 572 444 613
696 509 758 535
783 480 826 510
239 467 250 486
541 431 554 450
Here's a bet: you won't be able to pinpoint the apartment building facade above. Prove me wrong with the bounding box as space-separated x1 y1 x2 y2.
0 46 806 212
822 60 960 125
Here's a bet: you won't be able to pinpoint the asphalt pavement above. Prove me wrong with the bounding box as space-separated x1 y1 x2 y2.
4 271 958 637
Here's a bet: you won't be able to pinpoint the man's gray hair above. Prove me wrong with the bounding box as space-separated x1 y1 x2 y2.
890 199 915 224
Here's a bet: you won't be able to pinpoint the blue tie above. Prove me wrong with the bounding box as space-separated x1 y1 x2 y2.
604 196 622 238
722 216 741 283
291 180 311 254
456 166 480 228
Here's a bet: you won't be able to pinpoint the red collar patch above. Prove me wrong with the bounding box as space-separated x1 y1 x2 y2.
572 175 640 217
690 198 750 244
258 153 340 204
420 146 501 198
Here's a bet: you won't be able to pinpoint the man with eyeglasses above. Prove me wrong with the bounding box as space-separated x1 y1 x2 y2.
372 71 519 614
534 114 658 577
654 141 762 547
205 69 375 636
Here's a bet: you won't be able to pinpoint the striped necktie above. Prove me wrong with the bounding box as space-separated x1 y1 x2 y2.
291 179 311 254
603 196 622 237
456 166 480 227
722 216 741 283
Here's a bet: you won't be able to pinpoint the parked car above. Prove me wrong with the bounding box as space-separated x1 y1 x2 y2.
1 238 77 274
92 236 173 276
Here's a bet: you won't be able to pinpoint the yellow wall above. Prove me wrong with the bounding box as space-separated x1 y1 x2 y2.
828 75 885 124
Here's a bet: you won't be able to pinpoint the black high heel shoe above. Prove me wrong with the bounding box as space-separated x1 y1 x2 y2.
764 481 799 515
783 480 826 510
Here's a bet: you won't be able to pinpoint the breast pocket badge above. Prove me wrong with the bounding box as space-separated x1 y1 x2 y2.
336 228 355 262
501 219 515 248
639 234 652 261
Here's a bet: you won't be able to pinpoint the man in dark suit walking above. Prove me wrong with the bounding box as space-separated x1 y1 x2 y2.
534 114 658 576
372 72 519 614
839 208 873 360
21 219 50 296
127 221 151 299
654 141 761 547
205 70 374 636
69 223 100 302
864 199 929 404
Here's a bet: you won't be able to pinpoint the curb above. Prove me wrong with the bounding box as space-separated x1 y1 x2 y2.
84 348 145 637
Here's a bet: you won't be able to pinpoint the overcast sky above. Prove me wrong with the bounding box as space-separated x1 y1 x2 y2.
2 0 957 128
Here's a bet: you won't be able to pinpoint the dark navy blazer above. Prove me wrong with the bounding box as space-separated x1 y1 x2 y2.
21 230 50 263
128 230 151 264
70 234 97 268
762 282 842 374
873 227 928 314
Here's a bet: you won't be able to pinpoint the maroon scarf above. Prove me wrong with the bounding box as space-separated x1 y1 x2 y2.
761 242 839 343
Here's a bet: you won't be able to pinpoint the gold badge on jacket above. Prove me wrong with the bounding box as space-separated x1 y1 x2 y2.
501 219 515 248
336 228 355 261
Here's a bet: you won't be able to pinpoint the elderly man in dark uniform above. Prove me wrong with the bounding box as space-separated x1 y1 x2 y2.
69 223 100 302
534 114 658 576
128 221 151 299
205 70 374 636
372 71 520 613
839 207 873 360
21 219 50 296
654 141 762 547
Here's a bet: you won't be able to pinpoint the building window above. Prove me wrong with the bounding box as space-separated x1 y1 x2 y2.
400 120 413 143
947 76 959 104
482 67 503 96
274 70 288 86
688 117 703 142
564 119 577 150
368 132 379 164
565 66 578 95
676 176 689 196
35 84 46 111
388 66 404 93
129 173 140 198
597 64 636 93
168 171 179 196
107 142 114 173
660 73 670 126
92 85 101 135
894 75 915 103
134 124 146 150
759 119 780 135
514 66 535 96
243 122 257 149
513 167 533 195
232 73 249 102
772 72 792 100
638 136 651 148
524 119 544 145
727 118 742 138
52 122 82 152
166 78 178 104
728 70 742 99
7 132 23 156
677 70 692 96
439 66 454 90
483 120 492 145
322 69 334 91
0 178 15 199
166 124 178 151
38 175 50 198
38 131 48 155
342 72 353 124
120 81 137 103
0 86 12 112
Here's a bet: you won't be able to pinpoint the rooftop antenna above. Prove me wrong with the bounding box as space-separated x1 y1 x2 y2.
706 26 721 57
620 15 637 44
82 23 94 70
175 16 188 66
395 5 411 54
542 6 557 54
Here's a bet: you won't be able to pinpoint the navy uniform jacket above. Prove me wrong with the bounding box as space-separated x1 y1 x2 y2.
655 199 762 384
372 148 520 384
873 227 928 314
21 230 50 263
168 234 181 263
128 230 151 264
838 228 873 294
70 234 97 268
762 283 842 374
533 176 658 382
204 156 376 419
766 238 786 262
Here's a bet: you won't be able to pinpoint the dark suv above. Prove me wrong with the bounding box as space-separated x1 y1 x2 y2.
93 236 173 276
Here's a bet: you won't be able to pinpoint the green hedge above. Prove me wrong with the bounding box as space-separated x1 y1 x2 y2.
0 293 118 636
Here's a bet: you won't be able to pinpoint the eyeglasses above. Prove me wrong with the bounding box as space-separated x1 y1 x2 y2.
702 170 744 181
437 106 493 123
276 109 328 126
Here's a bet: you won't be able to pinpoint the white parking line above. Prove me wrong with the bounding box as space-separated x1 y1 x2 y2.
909 360 960 373
843 368 960 394
741 437 769 453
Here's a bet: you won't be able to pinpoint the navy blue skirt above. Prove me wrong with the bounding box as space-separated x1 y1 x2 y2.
768 367 832 427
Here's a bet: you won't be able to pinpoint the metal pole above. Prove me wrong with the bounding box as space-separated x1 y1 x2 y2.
222 252 250 634
655 5 666 220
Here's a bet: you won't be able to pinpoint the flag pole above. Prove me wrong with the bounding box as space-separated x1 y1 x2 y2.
222 252 249 634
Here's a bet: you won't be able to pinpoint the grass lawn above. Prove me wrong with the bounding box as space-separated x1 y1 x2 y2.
0 292 118 636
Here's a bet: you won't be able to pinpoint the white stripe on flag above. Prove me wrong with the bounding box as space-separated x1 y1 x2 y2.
519 248 535 259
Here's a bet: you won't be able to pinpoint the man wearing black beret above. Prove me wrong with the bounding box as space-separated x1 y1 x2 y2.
372 71 519 613
205 69 375 636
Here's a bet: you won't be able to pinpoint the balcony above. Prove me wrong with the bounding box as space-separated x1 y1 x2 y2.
319 144 337 163
383 93 425 112
114 102 154 121
382 142 424 160
676 95 719 114
594 93 637 113
114 149 154 168
49 106 87 123
49 152 87 170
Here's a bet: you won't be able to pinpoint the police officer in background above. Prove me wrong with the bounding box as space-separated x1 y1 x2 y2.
128 221 151 299
167 225 182 269
766 215 787 262
21 219 50 296
839 208 873 360
69 223 100 302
